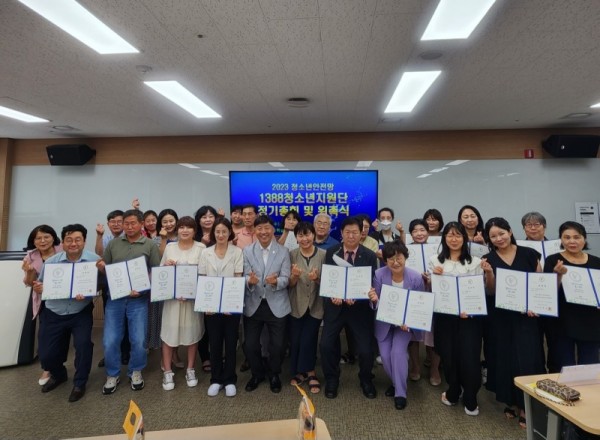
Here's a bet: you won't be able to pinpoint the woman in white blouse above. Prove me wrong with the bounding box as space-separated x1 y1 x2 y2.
198 217 244 397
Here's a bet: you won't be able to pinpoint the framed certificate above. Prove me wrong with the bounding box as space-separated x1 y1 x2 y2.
376 285 434 331
42 262 98 300
430 274 487 316
106 256 151 300
405 243 439 273
495 268 558 316
319 264 371 300
561 266 600 307
194 276 245 313
151 265 199 302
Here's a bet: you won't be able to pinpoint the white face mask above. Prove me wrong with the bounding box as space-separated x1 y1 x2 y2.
379 220 392 231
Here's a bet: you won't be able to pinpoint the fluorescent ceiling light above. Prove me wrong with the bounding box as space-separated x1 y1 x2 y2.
446 159 470 166
199 170 221 175
421 0 496 40
277 168 290 171
429 167 448 173
145 81 221 118
0 105 48 123
269 162 285 168
219 175 229 179
384 71 441 113
356 161 373 167
18 0 138 54
417 174 432 178
179 163 199 169
591 102 600 108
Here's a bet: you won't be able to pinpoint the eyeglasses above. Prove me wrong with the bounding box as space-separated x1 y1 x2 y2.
525 223 543 229
108 220 123 225
387 257 405 264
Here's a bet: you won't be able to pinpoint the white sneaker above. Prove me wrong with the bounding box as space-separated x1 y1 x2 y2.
162 371 175 391
441 392 457 406
130 371 144 391
102 376 120 395
207 383 223 397
376 355 383 365
185 368 198 388
225 384 237 397
465 406 480 416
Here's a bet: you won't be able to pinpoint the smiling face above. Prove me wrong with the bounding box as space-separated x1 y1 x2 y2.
144 214 157 233
200 212 216 231
488 225 512 250
177 225 195 242
214 223 231 245
255 222 274 247
524 221 546 241
444 227 464 252
161 214 177 234
560 228 586 255
411 224 429 244
385 252 406 276
242 207 257 228
296 230 315 250
231 210 243 227
123 215 143 239
107 216 124 236
342 224 361 250
361 220 370 239
426 216 440 234
34 231 54 253
460 209 479 231
63 231 85 260
284 214 299 231
314 215 331 238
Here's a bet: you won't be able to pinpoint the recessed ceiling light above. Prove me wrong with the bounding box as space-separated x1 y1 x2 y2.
0 105 48 123
144 81 221 118
356 161 373 168
179 163 200 169
384 71 441 113
417 174 432 178
421 0 496 40
590 102 600 108
18 0 138 54
219 175 229 179
199 170 221 175
446 160 469 166
269 162 285 168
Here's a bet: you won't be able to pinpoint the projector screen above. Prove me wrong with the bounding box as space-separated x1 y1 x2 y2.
229 170 379 240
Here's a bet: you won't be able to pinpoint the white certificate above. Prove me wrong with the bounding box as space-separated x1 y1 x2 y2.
526 272 558 316
517 240 562 269
404 290 435 331
457 275 487 316
468 243 489 259
151 266 175 302
126 256 151 293
219 277 245 314
405 244 426 273
319 264 371 300
105 261 132 300
543 240 562 258
195 276 222 313
516 240 543 256
174 265 198 300
495 268 527 313
376 284 408 327
72 262 99 297
42 263 74 300
561 266 600 307
431 274 460 315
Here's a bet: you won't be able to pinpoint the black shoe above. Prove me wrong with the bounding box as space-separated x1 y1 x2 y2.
245 376 265 392
360 381 377 399
68 386 86 402
240 359 250 373
269 375 282 393
41 375 67 393
385 385 395 397
394 396 407 410
97 358 105 368
324 383 338 399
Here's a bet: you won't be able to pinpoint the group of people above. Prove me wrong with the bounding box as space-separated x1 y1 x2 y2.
22 201 600 431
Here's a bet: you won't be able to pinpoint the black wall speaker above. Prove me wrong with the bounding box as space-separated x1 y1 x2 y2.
542 135 600 158
46 144 96 165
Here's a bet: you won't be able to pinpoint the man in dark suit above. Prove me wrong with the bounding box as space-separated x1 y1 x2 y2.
320 216 378 399
242 215 291 393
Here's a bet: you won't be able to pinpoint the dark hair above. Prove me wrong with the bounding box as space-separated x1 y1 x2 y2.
381 241 409 262
123 209 143 223
210 217 236 243
409 218 428 233
558 221 589 250
25 225 60 251
284 209 301 221
484 217 517 250
437 222 471 265
521 211 547 228
458 205 484 234
106 210 124 221
157 209 178 234
294 221 315 236
423 208 444 232
378 207 395 219
143 210 158 221
194 205 219 241
341 216 362 231
230 205 243 214
61 224 87 241
254 214 274 227
242 204 258 214
176 216 198 234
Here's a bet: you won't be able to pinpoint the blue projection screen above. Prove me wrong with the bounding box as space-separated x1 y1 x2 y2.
229 170 378 240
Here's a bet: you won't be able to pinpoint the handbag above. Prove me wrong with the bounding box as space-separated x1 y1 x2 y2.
536 379 580 402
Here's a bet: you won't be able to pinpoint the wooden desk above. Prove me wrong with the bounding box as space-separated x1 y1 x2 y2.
515 374 600 440
69 418 331 440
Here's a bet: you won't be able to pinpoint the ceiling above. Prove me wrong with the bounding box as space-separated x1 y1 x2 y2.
1 0 599 139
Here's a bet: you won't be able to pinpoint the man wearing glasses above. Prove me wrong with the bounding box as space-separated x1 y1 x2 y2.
313 213 339 250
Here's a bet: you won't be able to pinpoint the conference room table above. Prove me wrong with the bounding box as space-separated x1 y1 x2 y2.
68 418 331 440
514 374 600 440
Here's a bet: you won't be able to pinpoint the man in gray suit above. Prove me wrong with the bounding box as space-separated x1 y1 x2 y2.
242 214 291 393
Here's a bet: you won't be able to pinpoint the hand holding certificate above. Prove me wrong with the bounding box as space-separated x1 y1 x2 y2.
42 262 98 300
561 266 600 307
106 256 151 300
430 274 487 316
151 265 199 302
319 264 371 300
376 285 434 331
495 268 557 316
194 276 245 313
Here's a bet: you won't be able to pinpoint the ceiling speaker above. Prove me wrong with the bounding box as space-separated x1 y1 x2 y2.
542 135 599 158
46 144 96 166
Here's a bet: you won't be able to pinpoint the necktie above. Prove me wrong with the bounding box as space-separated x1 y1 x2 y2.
346 250 354 264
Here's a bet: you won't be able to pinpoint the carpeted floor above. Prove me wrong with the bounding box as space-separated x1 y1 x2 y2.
0 327 526 439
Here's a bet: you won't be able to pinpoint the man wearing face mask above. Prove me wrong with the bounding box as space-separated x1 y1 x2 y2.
370 208 400 259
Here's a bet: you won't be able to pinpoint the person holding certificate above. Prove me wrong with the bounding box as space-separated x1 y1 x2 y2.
481 217 544 429
160 216 206 391
198 217 244 397
458 205 485 244
32 224 99 402
22 224 62 386
368 240 425 410
544 221 600 368
288 221 326 394
99 209 161 395
423 208 444 237
428 222 484 416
